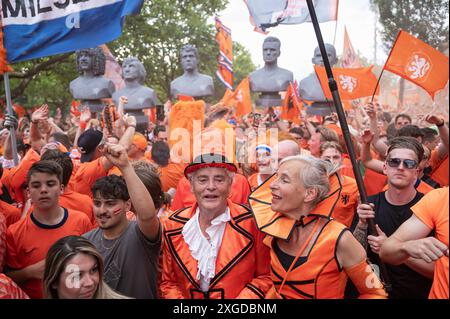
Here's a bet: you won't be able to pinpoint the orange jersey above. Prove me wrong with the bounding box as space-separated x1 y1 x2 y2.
6 208 92 299
430 152 448 187
170 174 251 211
59 190 95 225
411 187 449 299
340 156 355 179
72 158 108 197
331 175 358 228
0 199 21 227
0 273 29 299
159 162 186 192
160 200 272 299
364 168 388 197
0 212 5 272
1 149 40 204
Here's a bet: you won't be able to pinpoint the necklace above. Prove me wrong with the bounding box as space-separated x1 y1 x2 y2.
100 234 121 251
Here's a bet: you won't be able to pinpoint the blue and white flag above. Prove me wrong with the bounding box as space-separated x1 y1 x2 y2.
244 0 338 31
1 0 144 63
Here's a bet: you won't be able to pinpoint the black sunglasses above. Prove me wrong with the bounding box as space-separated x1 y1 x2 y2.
386 158 418 169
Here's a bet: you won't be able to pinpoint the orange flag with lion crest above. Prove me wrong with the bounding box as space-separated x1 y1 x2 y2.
384 30 449 99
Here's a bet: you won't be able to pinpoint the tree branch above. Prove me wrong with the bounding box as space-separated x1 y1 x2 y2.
8 53 73 79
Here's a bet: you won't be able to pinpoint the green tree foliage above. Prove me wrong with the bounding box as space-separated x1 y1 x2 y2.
371 0 449 52
1 0 256 111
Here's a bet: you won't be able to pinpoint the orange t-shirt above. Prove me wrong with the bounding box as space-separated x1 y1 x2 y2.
6 208 93 299
159 162 187 192
1 149 40 204
59 190 95 225
331 175 359 227
0 212 6 272
171 174 251 211
430 152 449 187
411 187 449 299
364 168 388 197
340 156 355 179
73 158 108 197
0 273 29 299
0 200 21 227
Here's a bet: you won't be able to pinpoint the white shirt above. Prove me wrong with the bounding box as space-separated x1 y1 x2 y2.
182 207 231 292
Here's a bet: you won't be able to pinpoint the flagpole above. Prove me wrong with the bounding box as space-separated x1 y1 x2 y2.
306 0 391 292
332 20 338 46
3 72 20 166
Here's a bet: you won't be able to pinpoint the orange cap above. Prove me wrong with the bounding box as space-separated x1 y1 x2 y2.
132 133 148 151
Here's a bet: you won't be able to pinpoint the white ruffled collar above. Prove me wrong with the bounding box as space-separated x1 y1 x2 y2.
182 207 231 291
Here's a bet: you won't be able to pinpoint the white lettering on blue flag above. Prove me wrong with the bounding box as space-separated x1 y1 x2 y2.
1 0 143 63
1 0 121 26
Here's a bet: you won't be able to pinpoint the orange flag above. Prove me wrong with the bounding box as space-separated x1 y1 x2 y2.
0 23 12 75
342 26 361 68
281 83 301 124
221 77 252 117
314 65 380 100
384 30 449 98
215 17 233 89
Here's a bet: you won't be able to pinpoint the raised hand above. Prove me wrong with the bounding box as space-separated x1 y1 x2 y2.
363 102 377 119
122 113 137 129
118 96 128 117
103 143 130 170
31 104 49 123
79 106 91 123
424 114 445 126
360 129 374 144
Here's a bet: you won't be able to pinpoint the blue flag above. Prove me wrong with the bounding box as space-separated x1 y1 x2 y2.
1 0 144 63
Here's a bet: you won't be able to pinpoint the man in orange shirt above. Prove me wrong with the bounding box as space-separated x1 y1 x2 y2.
151 141 186 193
5 161 92 298
128 132 148 161
424 115 449 187
380 187 449 299
40 150 95 224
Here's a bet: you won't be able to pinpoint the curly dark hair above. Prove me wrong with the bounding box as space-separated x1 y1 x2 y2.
76 47 106 76
91 175 129 201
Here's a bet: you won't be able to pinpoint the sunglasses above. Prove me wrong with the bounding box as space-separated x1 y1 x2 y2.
386 158 418 169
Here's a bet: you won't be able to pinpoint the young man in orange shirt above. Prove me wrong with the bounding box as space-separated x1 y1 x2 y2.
40 150 95 224
5 161 92 298
380 187 449 299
